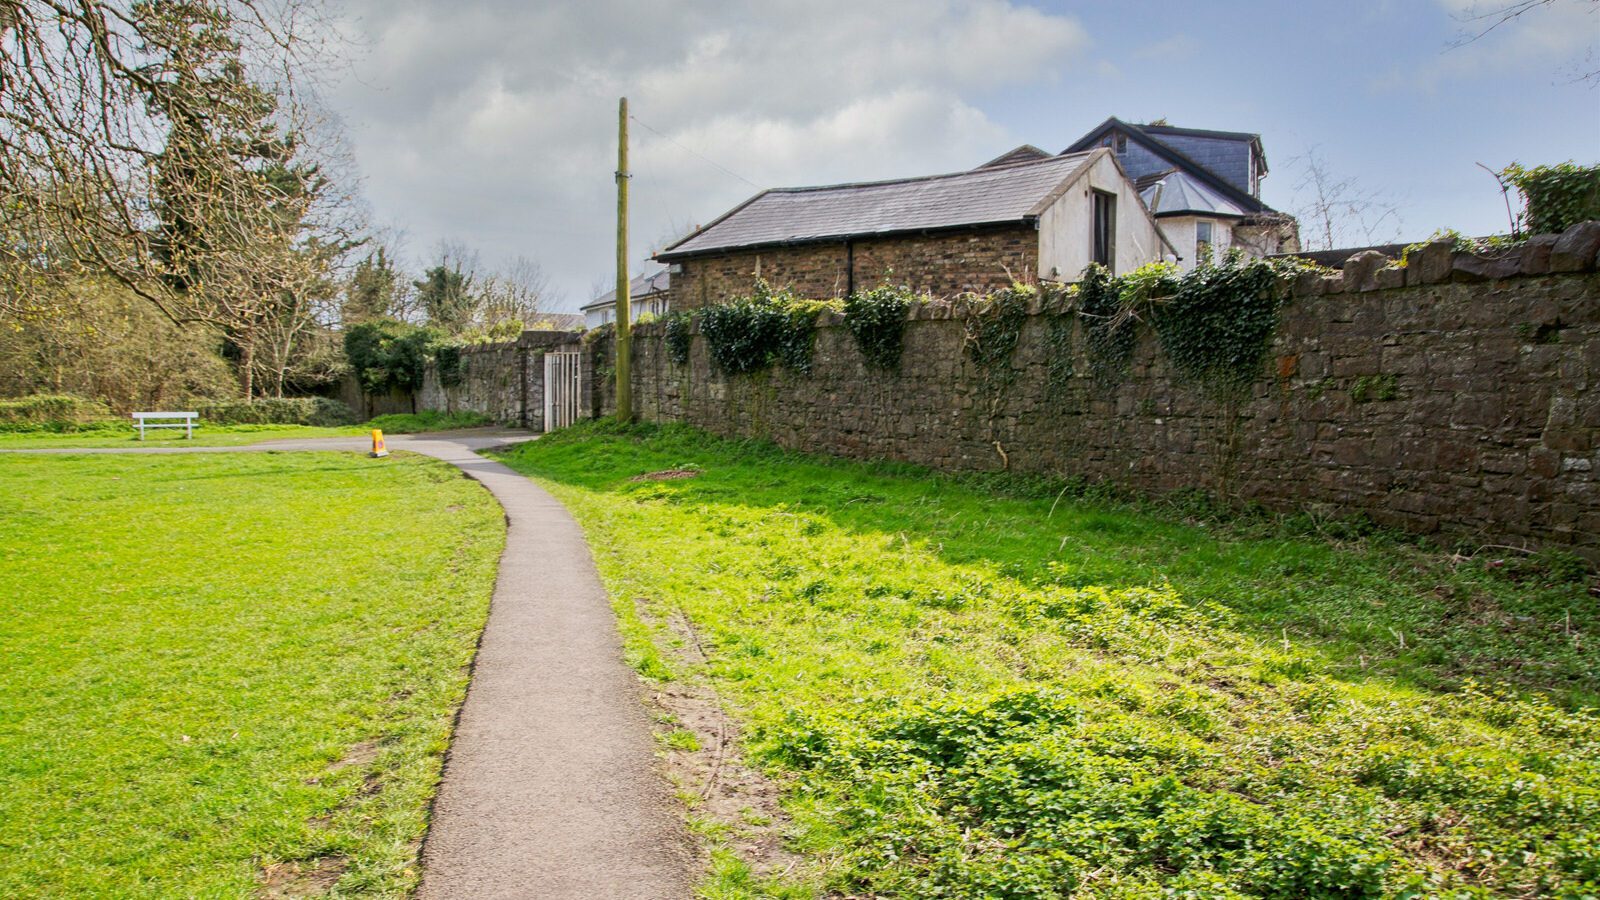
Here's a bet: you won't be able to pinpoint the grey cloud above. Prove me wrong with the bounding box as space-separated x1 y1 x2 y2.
328 0 1087 308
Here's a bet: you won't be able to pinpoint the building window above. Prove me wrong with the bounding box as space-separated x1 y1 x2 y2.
1114 133 1127 153
1091 190 1116 270
1195 220 1213 263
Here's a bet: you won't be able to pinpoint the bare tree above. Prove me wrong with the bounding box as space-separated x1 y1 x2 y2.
1449 0 1600 82
0 0 345 398
1288 147 1404 251
479 256 553 328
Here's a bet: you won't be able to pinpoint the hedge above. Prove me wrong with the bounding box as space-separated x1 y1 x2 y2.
193 397 357 427
0 395 114 431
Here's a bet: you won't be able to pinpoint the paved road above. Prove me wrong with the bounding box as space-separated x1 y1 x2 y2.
6 431 695 899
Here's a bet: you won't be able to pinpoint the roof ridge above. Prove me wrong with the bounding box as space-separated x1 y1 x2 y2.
1137 122 1261 142
767 149 1096 195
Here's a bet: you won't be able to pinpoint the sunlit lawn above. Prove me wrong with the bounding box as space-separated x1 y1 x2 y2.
504 422 1599 899
0 451 503 897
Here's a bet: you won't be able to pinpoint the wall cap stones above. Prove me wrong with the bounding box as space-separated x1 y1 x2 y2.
1551 220 1600 272
1281 222 1600 300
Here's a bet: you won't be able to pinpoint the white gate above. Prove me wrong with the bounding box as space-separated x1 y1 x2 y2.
543 351 581 432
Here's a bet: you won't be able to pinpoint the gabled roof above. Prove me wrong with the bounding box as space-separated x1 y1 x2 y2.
1063 117 1274 216
1138 169 1249 219
977 144 1052 169
658 151 1102 260
582 268 671 310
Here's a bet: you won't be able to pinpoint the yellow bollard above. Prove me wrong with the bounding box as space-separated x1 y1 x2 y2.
370 428 388 458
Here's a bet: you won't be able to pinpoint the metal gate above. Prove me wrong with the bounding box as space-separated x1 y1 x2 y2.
543 351 581 432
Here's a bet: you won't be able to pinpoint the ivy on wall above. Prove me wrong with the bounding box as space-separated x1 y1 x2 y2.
1070 254 1309 399
844 285 917 371
1150 258 1290 398
663 312 693 366
963 285 1032 380
1502 162 1600 235
697 280 833 377
1075 264 1137 385
433 343 466 388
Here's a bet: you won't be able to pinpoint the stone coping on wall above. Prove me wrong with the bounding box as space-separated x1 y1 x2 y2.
629 222 1600 334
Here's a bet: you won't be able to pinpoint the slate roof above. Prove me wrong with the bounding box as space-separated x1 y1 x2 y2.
1063 117 1275 217
582 268 671 310
1138 169 1249 218
657 151 1099 260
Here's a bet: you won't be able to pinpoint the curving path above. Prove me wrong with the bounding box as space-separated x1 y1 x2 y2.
4 431 695 899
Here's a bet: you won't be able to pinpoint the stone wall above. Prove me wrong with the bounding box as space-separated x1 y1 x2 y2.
668 225 1039 309
600 225 1600 561
420 330 578 430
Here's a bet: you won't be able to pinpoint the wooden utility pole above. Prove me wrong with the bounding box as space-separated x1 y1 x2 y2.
614 96 633 422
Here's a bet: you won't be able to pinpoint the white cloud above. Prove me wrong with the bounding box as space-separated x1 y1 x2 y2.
327 0 1088 307
1385 0 1600 90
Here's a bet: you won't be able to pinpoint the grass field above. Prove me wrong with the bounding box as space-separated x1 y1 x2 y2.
502 422 1599 900
0 410 499 449
0 450 503 897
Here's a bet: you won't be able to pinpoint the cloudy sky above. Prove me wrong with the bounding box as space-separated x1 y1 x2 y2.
324 0 1600 310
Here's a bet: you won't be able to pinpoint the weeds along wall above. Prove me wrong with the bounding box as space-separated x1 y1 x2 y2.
593 224 1600 562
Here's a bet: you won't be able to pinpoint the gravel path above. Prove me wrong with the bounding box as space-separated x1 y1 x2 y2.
5 431 695 899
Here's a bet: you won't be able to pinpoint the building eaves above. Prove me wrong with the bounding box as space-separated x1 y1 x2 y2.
657 151 1098 260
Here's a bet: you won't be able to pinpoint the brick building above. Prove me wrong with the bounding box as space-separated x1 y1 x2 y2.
657 147 1172 309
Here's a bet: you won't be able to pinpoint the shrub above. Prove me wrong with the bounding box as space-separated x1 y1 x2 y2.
343 319 447 395
194 397 357 427
0 394 114 432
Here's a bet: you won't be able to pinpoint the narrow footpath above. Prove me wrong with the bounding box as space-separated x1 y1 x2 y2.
5 431 695 899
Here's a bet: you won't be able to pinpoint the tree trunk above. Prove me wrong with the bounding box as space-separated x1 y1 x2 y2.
237 335 255 399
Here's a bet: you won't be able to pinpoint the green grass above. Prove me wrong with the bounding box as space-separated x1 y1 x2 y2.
0 410 503 449
0 422 367 448
364 410 494 433
0 450 504 897
501 421 1599 900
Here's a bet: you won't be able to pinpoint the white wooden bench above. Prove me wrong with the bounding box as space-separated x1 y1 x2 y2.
132 411 198 440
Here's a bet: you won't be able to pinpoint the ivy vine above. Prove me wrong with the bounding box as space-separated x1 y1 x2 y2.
584 322 615 386
1502 161 1600 235
844 284 916 371
697 280 831 377
964 285 1031 375
1043 314 1075 395
1150 254 1288 399
662 311 693 366
1075 264 1137 385
433 342 466 388
1069 255 1311 399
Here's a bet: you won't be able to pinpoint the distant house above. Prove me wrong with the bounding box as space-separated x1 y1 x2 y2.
657 148 1172 309
1062 118 1299 268
581 268 672 329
